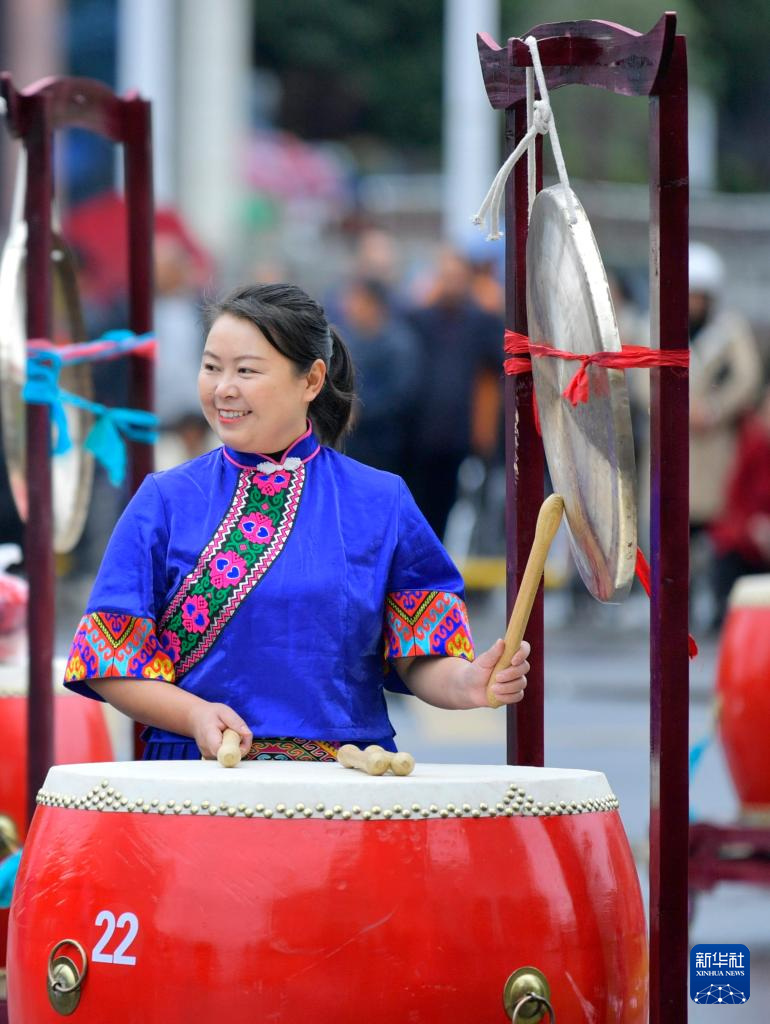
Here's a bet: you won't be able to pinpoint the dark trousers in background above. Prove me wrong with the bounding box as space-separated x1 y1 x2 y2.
711 550 770 630
404 450 464 543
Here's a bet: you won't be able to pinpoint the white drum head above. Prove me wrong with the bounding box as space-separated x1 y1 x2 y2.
39 761 619 821
728 574 770 609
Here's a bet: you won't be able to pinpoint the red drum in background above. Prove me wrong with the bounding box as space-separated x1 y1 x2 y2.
0 685 113 842
717 574 770 821
8 761 648 1023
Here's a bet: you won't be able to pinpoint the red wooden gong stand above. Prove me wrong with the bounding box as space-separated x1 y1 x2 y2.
478 13 690 1023
0 75 154 1024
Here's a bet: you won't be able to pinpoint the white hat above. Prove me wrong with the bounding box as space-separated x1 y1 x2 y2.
689 242 725 294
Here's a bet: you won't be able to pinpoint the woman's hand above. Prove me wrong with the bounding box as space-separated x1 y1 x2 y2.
190 702 252 759
463 638 530 708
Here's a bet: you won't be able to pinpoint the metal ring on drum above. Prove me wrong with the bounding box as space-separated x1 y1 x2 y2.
511 993 556 1023
8 760 648 1022
526 184 637 603
0 218 94 554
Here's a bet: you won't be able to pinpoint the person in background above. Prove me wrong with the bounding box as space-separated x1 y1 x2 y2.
687 243 763 626
688 242 762 537
153 212 217 471
709 385 770 627
405 246 503 540
339 277 419 476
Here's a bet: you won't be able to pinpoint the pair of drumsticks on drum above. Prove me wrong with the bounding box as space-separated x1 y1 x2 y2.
217 496 565 774
215 734 416 774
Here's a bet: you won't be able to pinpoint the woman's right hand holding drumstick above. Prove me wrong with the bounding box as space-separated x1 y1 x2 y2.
190 701 252 760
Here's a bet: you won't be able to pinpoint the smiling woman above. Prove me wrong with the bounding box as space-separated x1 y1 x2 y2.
62 283 530 763
199 314 326 455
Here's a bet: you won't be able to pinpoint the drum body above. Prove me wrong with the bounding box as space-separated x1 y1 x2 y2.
717 575 770 819
8 761 647 1023
0 689 113 842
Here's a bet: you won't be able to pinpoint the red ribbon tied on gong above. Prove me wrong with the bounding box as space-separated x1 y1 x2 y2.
502 329 697 659
503 330 690 406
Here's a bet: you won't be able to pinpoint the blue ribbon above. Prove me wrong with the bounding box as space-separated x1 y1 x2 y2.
0 848 22 908
23 339 159 486
82 403 158 486
23 356 73 455
688 724 716 822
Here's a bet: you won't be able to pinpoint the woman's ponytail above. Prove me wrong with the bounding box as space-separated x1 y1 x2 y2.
309 326 356 448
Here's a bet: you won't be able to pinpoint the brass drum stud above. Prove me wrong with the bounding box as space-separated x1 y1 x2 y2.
502 966 552 1022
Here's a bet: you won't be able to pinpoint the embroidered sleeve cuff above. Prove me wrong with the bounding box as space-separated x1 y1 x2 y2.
63 612 177 699
384 590 474 661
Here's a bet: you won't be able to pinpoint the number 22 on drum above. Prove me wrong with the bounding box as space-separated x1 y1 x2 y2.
92 909 139 966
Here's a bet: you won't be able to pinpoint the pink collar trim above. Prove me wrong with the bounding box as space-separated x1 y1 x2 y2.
222 422 320 471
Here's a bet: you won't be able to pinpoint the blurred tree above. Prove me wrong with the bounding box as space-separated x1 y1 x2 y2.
253 0 769 190
253 0 444 163
501 0 713 187
695 0 770 190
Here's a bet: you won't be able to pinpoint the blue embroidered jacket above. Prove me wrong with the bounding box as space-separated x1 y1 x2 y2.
64 427 474 744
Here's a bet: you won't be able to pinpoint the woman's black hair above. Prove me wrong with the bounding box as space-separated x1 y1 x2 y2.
204 283 356 448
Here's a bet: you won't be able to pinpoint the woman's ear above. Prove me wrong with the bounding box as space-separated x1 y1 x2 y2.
304 358 327 401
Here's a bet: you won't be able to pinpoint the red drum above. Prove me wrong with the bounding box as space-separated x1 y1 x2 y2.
717 574 770 820
0 683 114 842
8 761 647 1022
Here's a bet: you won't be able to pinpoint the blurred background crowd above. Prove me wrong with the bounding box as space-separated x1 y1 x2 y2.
0 0 769 643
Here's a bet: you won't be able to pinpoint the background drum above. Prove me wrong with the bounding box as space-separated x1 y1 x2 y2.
716 574 770 822
8 760 647 1022
0 666 115 843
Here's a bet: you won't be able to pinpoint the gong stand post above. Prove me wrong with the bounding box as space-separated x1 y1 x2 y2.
503 108 544 765
0 74 155 818
479 14 689 1023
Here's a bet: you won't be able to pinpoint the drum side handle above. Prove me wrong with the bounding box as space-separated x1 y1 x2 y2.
511 993 555 1022
502 966 555 1022
47 938 88 1016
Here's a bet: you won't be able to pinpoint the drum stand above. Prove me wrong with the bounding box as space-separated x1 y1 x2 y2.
689 823 770 911
479 14 690 1023
0 74 154 1024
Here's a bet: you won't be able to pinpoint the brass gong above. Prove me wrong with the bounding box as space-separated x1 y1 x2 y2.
526 184 637 603
0 220 94 554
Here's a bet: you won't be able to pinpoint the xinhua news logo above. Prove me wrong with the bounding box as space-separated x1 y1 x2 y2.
690 944 750 1005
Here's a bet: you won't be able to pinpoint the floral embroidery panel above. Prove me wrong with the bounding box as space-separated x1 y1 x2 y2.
158 463 305 677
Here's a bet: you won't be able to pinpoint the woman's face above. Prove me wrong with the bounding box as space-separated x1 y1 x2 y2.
199 313 325 454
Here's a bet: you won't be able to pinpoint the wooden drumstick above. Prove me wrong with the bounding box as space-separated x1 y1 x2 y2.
388 751 416 777
337 744 390 776
486 494 565 709
217 728 242 768
365 744 416 777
